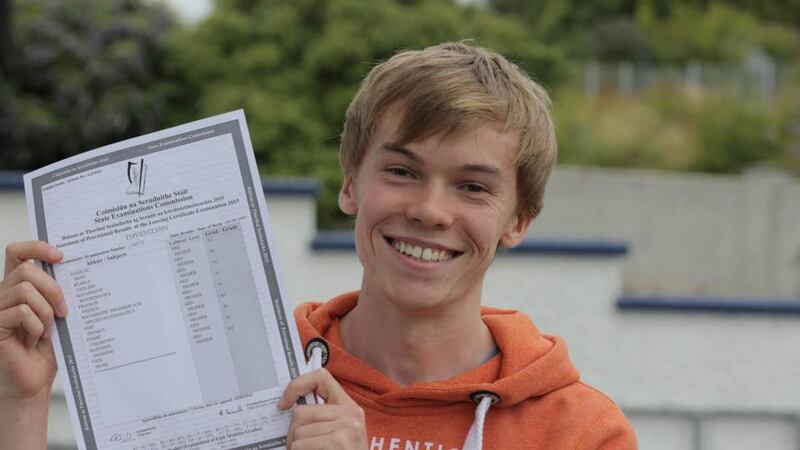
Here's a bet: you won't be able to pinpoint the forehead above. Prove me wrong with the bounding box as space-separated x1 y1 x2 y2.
369 108 520 164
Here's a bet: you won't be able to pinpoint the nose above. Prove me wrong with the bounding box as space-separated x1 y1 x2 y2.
405 182 454 229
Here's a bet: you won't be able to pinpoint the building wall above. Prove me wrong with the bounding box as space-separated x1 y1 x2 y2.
1 169 799 449
534 166 800 298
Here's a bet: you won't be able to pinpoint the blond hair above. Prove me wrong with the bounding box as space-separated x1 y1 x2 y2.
339 41 557 219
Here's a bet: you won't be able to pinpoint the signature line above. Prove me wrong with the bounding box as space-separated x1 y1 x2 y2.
95 352 177 374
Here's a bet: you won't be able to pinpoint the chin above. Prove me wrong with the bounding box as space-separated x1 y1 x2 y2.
383 282 464 315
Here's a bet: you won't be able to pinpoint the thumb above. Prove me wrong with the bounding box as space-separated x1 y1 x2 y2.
277 368 352 409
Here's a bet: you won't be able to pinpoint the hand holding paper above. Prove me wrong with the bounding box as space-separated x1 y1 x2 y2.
0 241 66 399
0 241 66 450
279 368 368 450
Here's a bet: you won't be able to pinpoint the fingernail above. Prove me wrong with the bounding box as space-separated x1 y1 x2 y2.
59 302 69 317
49 247 63 260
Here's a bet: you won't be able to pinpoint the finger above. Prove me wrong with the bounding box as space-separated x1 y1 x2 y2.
285 405 339 447
286 403 366 449
287 404 350 444
0 304 45 347
3 262 67 317
290 433 353 450
278 369 352 409
292 419 338 442
0 281 55 339
36 332 57 364
4 241 63 277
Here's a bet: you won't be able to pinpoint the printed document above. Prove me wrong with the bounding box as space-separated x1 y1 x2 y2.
24 110 310 450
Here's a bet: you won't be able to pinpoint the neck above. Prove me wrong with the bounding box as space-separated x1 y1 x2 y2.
339 287 496 386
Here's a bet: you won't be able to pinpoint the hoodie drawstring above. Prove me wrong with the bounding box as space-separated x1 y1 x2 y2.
304 338 496 449
462 395 493 450
309 346 323 371
305 338 329 404
308 346 326 404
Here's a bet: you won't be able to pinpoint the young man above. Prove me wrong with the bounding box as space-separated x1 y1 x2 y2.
0 42 636 449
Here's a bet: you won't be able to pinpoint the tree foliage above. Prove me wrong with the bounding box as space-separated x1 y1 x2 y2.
636 2 800 63
491 0 800 63
0 0 175 169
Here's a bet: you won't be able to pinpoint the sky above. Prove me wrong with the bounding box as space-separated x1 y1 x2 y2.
159 0 213 24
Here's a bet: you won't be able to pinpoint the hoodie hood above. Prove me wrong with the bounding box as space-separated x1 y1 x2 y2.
295 291 580 409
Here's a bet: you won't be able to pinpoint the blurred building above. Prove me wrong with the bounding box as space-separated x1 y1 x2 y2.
0 166 798 450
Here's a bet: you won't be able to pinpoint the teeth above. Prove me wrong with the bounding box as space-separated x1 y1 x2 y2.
391 239 453 262
421 248 432 261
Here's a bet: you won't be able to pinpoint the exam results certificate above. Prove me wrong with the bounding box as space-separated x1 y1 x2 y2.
24 111 309 450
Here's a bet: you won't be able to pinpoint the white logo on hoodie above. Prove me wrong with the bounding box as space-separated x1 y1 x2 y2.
370 435 461 450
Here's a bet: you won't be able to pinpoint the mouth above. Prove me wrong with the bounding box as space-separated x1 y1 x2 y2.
384 236 462 263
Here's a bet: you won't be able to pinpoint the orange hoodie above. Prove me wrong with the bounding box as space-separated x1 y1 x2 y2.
295 292 637 450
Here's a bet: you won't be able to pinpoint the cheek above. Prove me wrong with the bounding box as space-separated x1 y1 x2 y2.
465 215 505 251
353 184 396 238
359 183 405 215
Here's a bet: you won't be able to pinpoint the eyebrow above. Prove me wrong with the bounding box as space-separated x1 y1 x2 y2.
381 144 422 163
462 163 502 176
381 143 503 176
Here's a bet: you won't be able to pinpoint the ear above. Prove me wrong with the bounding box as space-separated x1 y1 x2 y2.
499 213 533 249
338 175 358 215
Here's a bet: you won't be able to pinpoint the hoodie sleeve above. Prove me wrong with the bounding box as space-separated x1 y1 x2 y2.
575 404 638 450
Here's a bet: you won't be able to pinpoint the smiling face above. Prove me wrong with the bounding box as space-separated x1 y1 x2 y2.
339 110 532 314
